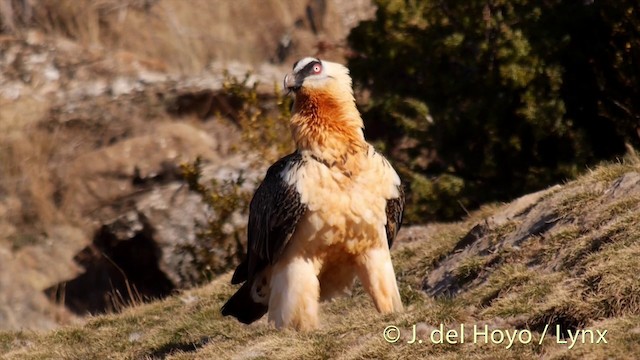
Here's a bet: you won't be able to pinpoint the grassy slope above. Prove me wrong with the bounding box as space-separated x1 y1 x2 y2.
2 160 640 360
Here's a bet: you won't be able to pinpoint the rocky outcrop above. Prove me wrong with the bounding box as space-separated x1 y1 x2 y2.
423 171 640 298
57 122 220 217
0 226 86 330
0 37 248 327
47 156 261 316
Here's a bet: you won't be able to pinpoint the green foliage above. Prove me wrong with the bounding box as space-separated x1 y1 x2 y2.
348 0 639 222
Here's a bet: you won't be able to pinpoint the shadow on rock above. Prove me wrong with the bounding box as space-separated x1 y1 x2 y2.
45 214 175 315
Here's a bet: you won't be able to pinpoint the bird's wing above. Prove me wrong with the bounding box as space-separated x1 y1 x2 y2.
385 184 405 248
231 152 307 284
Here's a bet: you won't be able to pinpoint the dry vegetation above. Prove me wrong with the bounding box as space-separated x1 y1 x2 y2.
2 158 639 359
1 0 371 73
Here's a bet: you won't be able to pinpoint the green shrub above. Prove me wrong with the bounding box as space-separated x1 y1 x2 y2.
348 0 639 222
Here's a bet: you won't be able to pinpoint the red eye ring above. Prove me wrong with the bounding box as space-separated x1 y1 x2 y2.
313 64 322 73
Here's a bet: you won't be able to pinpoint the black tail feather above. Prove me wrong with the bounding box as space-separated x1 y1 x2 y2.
230 259 248 285
221 282 268 324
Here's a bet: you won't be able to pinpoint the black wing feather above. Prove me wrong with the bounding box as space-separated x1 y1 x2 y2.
385 184 405 248
231 152 307 284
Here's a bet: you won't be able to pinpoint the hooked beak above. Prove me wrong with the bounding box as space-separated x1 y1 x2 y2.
284 73 301 93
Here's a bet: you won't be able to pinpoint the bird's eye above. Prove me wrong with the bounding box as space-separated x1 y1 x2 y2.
313 64 322 73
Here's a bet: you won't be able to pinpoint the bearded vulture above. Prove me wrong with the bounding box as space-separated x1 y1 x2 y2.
221 57 405 330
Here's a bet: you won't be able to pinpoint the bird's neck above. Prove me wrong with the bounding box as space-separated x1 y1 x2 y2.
290 88 367 168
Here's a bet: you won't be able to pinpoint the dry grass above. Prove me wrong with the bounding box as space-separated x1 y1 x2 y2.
0 86 58 243
1 0 357 74
0 121 62 249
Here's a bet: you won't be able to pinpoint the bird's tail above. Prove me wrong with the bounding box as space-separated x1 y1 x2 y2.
221 282 268 324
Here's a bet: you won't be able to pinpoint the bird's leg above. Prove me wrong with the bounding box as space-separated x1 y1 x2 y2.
355 246 404 313
268 256 320 330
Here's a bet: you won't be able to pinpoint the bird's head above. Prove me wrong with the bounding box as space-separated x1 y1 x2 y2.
284 57 365 160
283 57 353 96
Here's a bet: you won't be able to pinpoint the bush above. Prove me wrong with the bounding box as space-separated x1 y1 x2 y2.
220 71 293 164
348 0 639 222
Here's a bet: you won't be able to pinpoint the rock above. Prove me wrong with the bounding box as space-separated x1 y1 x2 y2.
58 122 219 218
0 254 67 330
422 172 640 298
0 225 86 330
47 155 261 315
603 172 640 200
14 226 86 290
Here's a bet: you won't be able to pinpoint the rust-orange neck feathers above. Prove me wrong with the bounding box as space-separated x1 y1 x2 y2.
290 82 367 168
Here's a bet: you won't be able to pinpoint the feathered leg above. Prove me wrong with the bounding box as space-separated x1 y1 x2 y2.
355 246 403 313
268 256 320 330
